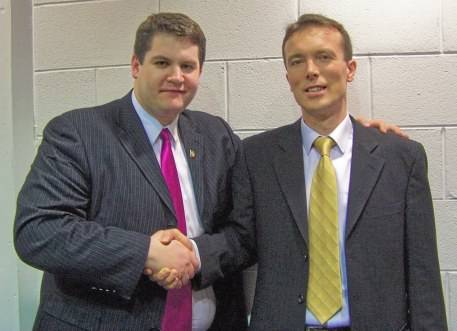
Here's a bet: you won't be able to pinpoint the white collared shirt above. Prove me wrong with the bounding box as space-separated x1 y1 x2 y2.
132 91 216 331
301 114 353 328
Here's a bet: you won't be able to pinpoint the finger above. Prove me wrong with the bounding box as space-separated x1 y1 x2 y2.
379 121 388 133
167 230 193 251
155 277 177 289
164 270 178 284
181 265 191 283
152 268 171 282
143 268 153 276
399 131 409 139
159 269 178 286
161 272 182 289
172 278 183 289
366 119 387 132
155 270 178 288
189 250 199 270
184 261 196 280
159 230 176 245
158 278 177 289
387 125 409 138
355 116 370 127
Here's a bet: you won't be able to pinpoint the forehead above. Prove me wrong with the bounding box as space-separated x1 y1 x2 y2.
285 25 344 54
147 33 199 57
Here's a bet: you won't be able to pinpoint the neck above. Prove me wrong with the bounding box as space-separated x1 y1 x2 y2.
302 105 348 136
132 89 179 126
155 114 178 126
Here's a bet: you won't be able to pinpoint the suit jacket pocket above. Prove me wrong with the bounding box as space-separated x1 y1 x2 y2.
363 200 404 218
35 311 87 331
41 292 101 330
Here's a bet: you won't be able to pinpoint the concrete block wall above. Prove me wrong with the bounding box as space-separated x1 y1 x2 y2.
10 0 457 328
1 0 21 330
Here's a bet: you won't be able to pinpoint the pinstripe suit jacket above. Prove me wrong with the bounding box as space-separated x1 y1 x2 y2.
196 118 447 331
14 91 247 331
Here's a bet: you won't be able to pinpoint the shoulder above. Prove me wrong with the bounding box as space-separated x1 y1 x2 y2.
44 95 126 134
181 109 229 129
180 109 242 157
45 95 123 125
354 121 426 163
181 109 238 139
243 120 300 149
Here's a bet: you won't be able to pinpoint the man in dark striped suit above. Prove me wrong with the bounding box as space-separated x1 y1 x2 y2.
14 13 247 331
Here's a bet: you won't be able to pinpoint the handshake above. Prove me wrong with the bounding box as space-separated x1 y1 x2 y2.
143 229 199 290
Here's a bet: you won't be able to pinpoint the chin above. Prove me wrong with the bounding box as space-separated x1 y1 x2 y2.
164 102 185 112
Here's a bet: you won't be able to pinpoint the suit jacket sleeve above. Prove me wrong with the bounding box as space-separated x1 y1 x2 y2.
193 129 257 288
406 143 448 330
14 113 150 299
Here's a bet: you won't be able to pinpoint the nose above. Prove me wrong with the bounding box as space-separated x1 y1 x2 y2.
305 60 319 80
167 66 184 84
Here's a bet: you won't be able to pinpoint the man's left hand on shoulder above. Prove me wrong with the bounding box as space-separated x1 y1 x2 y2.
356 116 408 138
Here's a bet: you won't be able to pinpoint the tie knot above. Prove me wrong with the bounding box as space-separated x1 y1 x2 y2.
314 136 335 156
160 128 172 143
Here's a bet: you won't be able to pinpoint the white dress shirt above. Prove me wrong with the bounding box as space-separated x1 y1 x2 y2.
301 114 353 328
132 92 216 331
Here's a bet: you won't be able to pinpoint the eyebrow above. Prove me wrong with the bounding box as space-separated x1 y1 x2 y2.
316 48 336 55
286 53 305 62
149 55 170 62
149 55 198 65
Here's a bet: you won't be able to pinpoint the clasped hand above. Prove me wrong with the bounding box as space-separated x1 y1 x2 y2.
144 229 198 290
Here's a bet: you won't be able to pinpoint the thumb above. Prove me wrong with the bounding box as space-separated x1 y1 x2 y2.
159 228 188 246
172 230 193 251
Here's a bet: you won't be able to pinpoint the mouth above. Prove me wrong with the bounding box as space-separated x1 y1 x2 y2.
304 85 326 93
160 89 186 94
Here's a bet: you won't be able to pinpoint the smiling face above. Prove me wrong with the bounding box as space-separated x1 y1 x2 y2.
284 25 356 131
131 33 201 125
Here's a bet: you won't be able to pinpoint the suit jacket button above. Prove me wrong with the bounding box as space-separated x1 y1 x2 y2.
298 294 305 304
304 254 308 261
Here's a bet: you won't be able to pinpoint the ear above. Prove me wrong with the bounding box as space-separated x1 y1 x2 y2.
285 71 293 91
131 54 141 79
346 59 357 82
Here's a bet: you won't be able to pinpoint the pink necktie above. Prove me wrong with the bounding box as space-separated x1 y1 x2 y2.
159 128 192 331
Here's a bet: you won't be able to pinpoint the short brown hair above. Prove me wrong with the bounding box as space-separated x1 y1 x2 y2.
134 13 206 67
282 14 353 63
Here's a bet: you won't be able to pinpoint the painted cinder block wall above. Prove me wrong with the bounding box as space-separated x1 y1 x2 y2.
6 0 457 329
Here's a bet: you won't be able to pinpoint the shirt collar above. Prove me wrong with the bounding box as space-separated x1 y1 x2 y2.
131 91 180 145
300 113 353 155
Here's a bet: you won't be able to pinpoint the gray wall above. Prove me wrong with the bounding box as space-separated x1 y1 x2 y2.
3 0 457 329
0 0 21 330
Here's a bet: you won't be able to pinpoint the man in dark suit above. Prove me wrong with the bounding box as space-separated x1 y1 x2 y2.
14 13 247 331
191 14 448 330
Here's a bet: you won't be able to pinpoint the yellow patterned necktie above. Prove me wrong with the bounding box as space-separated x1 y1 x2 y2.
307 136 342 324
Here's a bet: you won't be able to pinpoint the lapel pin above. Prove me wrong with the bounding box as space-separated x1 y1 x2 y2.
189 149 196 159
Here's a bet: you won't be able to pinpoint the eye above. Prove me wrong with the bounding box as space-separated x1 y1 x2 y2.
181 63 196 73
289 57 304 67
317 53 332 62
154 60 169 68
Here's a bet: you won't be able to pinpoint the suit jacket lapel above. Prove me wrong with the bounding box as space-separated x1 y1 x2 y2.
178 113 205 218
273 120 309 244
115 92 175 215
346 119 385 239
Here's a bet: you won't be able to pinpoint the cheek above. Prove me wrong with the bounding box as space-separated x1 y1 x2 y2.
323 74 343 92
186 76 200 91
287 74 301 90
